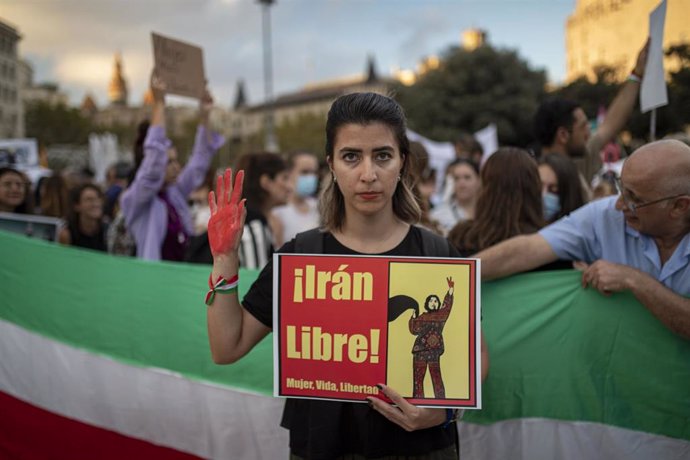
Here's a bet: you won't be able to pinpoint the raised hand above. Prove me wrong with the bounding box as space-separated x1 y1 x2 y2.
150 69 166 104
199 83 213 124
446 277 454 289
208 168 246 257
633 38 650 78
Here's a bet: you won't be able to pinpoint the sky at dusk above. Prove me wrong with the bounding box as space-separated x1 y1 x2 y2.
2 0 577 108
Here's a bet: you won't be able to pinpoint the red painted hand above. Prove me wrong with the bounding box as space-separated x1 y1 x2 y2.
446 277 454 289
208 168 246 257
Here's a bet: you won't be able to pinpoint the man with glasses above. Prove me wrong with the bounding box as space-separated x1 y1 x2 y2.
476 139 690 338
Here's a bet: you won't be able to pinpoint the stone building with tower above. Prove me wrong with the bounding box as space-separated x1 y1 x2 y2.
566 0 690 83
225 56 391 146
0 18 23 137
89 54 201 144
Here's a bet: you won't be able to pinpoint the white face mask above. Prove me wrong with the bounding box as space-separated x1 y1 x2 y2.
543 191 561 221
295 173 318 198
191 203 211 235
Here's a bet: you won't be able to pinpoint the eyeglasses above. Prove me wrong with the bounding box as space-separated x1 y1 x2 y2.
613 176 685 215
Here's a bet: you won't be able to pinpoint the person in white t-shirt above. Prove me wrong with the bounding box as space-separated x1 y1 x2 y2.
272 151 320 245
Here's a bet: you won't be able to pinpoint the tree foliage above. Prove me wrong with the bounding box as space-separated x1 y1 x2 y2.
24 101 93 146
552 45 690 141
551 65 619 118
276 112 327 158
396 44 547 147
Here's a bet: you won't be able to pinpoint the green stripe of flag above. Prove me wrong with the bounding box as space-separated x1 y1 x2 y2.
1 230 688 441
0 230 272 395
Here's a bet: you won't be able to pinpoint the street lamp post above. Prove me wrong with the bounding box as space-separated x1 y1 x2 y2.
258 0 278 152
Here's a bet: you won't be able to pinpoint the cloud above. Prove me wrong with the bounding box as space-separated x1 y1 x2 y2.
2 0 571 107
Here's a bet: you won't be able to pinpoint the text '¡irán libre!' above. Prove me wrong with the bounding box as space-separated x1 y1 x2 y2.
293 265 373 303
286 326 381 364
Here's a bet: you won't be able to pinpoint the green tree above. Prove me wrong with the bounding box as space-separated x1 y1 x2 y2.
552 65 619 118
276 112 327 157
554 46 690 142
24 101 93 146
396 44 547 147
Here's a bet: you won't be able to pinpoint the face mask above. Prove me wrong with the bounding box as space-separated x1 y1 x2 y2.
191 204 211 235
296 173 318 198
543 191 561 221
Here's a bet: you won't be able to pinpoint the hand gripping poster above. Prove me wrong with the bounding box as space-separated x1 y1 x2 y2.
273 254 481 409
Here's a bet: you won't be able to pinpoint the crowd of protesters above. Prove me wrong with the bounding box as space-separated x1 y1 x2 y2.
2 36 690 458
1 39 688 271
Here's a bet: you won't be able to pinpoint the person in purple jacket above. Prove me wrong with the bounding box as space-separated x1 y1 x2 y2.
120 72 224 261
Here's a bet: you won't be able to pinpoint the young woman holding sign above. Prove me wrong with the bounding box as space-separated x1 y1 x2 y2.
206 92 489 459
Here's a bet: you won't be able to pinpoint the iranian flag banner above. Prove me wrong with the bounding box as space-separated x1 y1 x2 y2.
0 231 688 459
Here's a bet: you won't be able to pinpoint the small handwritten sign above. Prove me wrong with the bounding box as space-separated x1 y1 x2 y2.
151 32 205 99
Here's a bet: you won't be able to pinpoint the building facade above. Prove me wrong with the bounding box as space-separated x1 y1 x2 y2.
226 56 391 146
566 0 690 83
0 19 23 137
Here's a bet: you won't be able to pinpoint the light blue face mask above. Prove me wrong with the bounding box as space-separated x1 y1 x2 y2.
543 191 561 221
296 173 318 197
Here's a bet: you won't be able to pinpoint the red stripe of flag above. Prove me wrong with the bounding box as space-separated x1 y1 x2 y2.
0 390 200 460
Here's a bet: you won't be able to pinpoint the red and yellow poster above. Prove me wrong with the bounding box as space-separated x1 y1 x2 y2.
273 254 481 409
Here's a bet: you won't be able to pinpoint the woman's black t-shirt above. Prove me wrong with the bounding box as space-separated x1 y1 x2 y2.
242 226 461 459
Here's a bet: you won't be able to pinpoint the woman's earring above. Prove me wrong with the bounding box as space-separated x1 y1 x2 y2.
332 173 337 183
397 175 401 182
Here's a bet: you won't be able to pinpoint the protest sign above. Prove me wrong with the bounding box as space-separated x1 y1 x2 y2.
273 254 481 408
0 212 63 242
151 32 205 99
0 139 38 169
640 0 668 113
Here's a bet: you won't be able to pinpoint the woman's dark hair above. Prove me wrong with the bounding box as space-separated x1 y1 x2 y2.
320 92 421 230
0 167 33 214
539 153 586 222
67 183 103 228
129 120 151 183
39 174 69 219
448 147 544 254
234 152 288 211
424 294 441 312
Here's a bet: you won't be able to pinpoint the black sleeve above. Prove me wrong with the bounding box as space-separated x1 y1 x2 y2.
447 240 462 257
241 240 296 328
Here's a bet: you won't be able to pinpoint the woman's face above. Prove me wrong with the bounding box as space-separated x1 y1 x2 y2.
452 163 480 203
0 171 26 211
329 122 403 219
76 188 103 221
261 170 292 209
426 295 440 311
539 164 559 196
164 148 181 185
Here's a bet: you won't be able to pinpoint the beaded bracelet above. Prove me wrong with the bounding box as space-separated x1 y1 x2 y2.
205 273 239 306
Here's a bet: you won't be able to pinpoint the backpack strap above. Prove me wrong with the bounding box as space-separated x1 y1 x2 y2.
417 226 452 257
294 228 325 254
